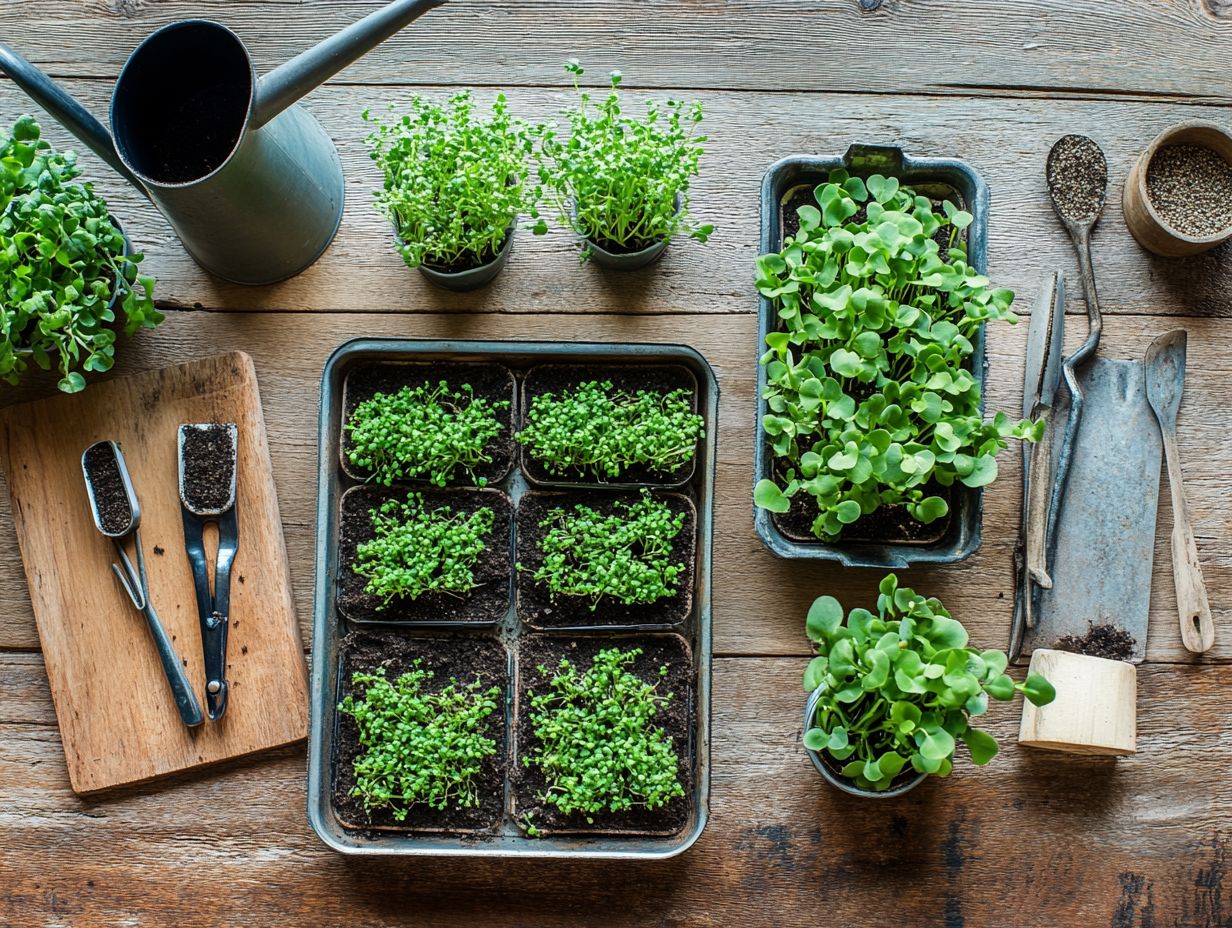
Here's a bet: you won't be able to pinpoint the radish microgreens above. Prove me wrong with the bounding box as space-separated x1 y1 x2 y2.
754 171 1041 541
803 574 1055 792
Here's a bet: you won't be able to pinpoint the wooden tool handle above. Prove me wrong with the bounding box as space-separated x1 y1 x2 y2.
1163 434 1214 653
1023 407 1055 600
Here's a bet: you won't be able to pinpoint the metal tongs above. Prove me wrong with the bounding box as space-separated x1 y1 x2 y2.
178 424 240 722
82 440 204 727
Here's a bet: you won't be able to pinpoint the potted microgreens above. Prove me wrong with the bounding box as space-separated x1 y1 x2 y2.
514 636 692 836
532 60 713 270
363 92 539 291
753 171 1040 546
802 574 1055 797
1 115 159 393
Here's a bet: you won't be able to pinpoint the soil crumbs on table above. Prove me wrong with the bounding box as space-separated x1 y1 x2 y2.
84 443 131 534
1054 623 1136 661
1047 135 1107 222
333 632 508 834
181 424 236 512
1147 143 1232 238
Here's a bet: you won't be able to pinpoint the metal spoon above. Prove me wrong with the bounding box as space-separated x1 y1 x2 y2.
1144 329 1214 653
1033 135 1108 590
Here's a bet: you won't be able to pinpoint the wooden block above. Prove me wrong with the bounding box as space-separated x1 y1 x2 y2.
1018 649 1136 756
0 352 308 793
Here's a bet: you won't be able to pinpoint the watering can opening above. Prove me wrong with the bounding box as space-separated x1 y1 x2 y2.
111 21 255 188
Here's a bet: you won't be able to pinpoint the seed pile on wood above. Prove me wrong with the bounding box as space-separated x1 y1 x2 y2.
85 444 131 535
1146 143 1232 238
1047 135 1107 222
1054 623 1135 662
182 424 236 512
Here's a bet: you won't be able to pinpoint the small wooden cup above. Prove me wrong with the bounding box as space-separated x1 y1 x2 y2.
1123 121 1232 257
1018 649 1136 756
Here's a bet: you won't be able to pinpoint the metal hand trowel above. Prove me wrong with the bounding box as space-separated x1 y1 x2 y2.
178 424 240 721
1144 330 1214 653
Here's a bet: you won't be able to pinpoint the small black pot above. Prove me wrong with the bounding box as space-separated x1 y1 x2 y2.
395 224 515 293
577 194 681 271
803 685 927 799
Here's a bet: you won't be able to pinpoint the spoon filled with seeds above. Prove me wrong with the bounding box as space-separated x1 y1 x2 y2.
1035 134 1108 588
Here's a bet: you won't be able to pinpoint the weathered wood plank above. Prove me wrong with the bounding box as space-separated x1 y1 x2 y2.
1 310 1228 661
3 654 1231 926
3 0 1231 102
2 80 1231 316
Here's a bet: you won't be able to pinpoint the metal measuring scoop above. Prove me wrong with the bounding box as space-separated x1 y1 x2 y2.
178 424 240 722
1030 135 1108 591
82 440 204 728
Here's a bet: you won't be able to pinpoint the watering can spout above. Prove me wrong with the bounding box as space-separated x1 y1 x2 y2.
0 43 149 199
252 0 448 129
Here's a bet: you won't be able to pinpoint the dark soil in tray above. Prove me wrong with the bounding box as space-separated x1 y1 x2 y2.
84 443 131 535
1054 623 1136 662
180 423 235 512
333 631 509 833
770 464 953 546
516 490 695 628
512 635 694 836
341 361 515 487
519 364 700 487
338 486 512 624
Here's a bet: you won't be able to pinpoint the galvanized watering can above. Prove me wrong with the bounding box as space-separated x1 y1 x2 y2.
0 0 446 285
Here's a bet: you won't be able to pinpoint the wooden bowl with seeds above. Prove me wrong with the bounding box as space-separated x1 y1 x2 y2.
1123 121 1232 256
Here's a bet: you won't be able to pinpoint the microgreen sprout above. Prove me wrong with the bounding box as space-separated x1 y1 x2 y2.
754 170 1041 541
346 380 509 487
803 574 1056 792
524 648 684 821
339 664 501 820
354 492 496 608
533 60 713 261
517 380 704 479
525 491 686 609
363 92 540 271
1 115 159 394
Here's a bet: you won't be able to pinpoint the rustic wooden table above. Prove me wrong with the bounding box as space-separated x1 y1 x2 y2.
3 2 1230 924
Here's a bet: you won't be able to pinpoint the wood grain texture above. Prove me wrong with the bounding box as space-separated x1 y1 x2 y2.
1 310 1228 664
3 654 1232 926
3 80 1232 317
0 353 308 793
3 0 1230 101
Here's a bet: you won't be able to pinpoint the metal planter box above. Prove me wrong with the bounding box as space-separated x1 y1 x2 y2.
755 144 991 568
307 338 716 858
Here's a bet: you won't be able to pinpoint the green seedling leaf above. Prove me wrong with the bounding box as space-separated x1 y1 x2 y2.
964 727 998 765
807 595 844 642
754 479 792 513
1022 673 1058 706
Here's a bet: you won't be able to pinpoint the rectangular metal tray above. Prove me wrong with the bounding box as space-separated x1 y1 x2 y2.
307 338 716 858
755 144 991 568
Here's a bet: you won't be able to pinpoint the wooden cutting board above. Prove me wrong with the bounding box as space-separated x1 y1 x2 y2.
0 352 308 794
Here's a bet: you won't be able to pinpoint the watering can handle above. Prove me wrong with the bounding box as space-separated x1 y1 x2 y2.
0 43 149 198
251 0 448 129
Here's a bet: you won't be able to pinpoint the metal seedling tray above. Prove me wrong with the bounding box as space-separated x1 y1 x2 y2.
307 338 717 858
755 144 991 568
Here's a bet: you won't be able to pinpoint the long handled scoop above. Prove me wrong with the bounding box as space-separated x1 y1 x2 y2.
178 424 240 721
1036 135 1108 589
82 440 204 727
1144 330 1214 653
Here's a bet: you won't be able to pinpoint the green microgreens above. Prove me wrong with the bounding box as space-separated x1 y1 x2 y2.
802 574 1056 792
354 492 496 608
516 379 704 479
346 380 509 487
754 170 1042 541
524 647 684 821
525 491 686 610
532 60 713 261
339 664 502 820
1 115 160 394
363 92 540 270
